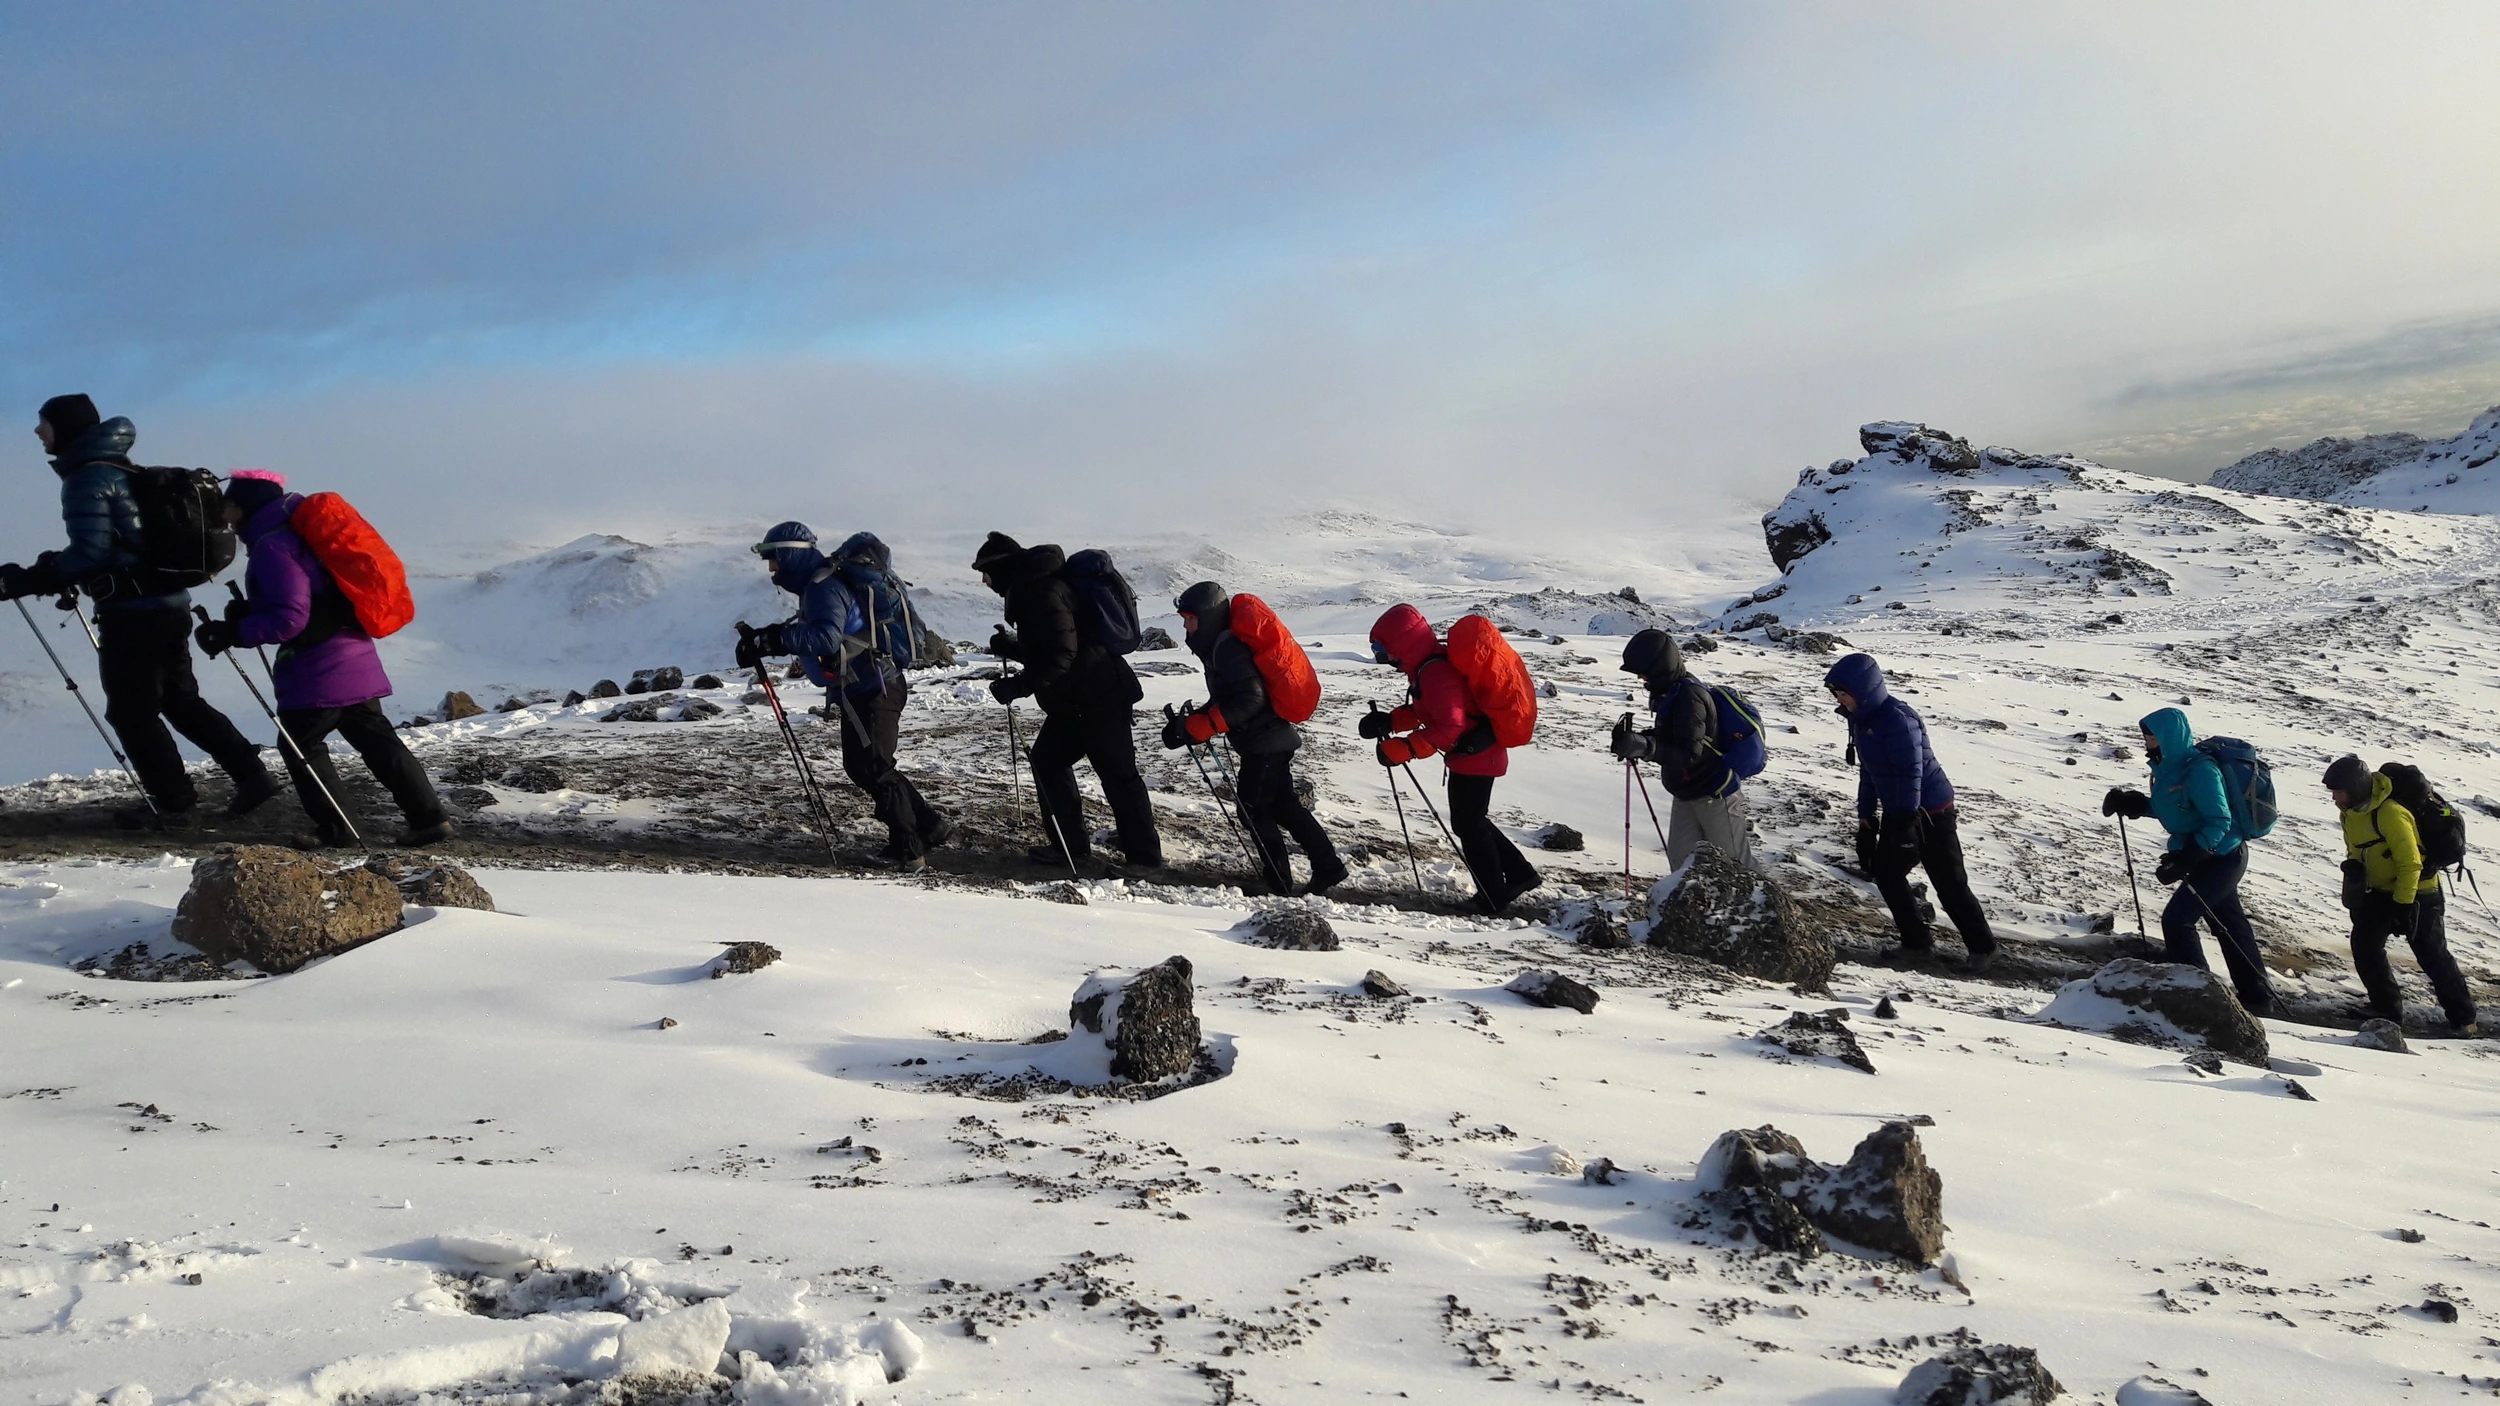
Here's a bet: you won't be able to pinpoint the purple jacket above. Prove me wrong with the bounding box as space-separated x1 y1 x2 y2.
237 495 394 711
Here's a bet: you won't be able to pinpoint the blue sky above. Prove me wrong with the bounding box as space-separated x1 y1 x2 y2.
6 3 2499 557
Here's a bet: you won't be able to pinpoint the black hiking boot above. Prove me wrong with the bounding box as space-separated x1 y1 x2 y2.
1960 943 1998 975
1027 843 1079 869
1878 941 1937 966
224 773 281 817
115 804 189 831
1304 857 1350 897
398 818 456 848
288 828 352 852
921 816 958 850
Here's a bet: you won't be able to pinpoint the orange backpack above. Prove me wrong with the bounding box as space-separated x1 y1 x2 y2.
1229 593 1319 724
1444 614 1537 747
291 493 415 638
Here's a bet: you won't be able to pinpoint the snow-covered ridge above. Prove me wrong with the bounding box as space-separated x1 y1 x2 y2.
1739 419 2500 635
2209 404 2500 515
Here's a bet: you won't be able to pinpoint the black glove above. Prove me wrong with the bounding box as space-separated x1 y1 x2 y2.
0 563 30 601
1877 811 1924 871
1854 820 1879 872
2102 787 2150 820
989 675 1025 704
2154 844 2211 886
2340 859 2367 912
192 618 239 658
735 623 786 672
52 589 79 612
1357 708 1393 740
987 626 1019 659
1610 716 1653 762
2392 901 2418 937
1160 711 1194 751
222 594 250 624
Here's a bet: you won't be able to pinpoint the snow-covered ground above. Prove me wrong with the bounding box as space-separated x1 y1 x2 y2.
5 420 2500 1402
2211 404 2500 516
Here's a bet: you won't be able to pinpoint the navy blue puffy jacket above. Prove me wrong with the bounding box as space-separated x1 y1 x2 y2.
1825 652 1954 822
45 418 188 613
770 546 892 697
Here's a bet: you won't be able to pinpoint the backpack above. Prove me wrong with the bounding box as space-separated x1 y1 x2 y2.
125 466 236 592
1062 549 1142 656
1443 614 1538 748
2379 762 2468 872
831 532 930 668
1228 593 1319 724
1704 682 1768 779
290 493 414 637
2193 735 2277 841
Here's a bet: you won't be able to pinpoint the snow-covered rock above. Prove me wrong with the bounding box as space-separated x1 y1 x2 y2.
2209 430 2428 500
1756 1008 1874 1073
171 844 404 973
2210 404 2500 515
1896 1342 2063 1404
1069 955 1202 1082
2033 958 2270 1065
1643 845 1832 990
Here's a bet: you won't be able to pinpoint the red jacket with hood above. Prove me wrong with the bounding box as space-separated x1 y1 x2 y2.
1371 604 1507 778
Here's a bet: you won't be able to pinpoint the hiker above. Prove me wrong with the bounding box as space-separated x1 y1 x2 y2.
0 395 274 827
736 523 953 870
973 532 1162 874
1609 627 1759 869
1362 603 1539 914
2100 709 2276 1014
1824 652 1997 971
2324 755 2478 1034
1162 580 1347 895
190 471 452 847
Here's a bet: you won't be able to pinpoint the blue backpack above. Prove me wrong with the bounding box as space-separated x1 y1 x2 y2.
2196 736 2277 841
1706 683 1769 779
830 532 928 668
1062 549 1142 656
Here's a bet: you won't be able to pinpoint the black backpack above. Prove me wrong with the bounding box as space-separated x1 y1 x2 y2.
2379 761 2468 872
124 466 236 592
1061 549 1142 656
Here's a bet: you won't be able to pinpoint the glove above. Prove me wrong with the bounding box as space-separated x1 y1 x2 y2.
1854 821 1879 873
0 563 29 601
2102 787 2150 820
192 618 239 658
2154 844 2210 886
1185 705 1224 743
987 626 1019 658
989 675 1026 704
52 589 79 611
1376 735 1436 767
1160 712 1194 750
1877 811 1924 870
2340 859 2367 912
222 594 250 624
1610 717 1654 762
735 624 786 671
2392 901 2418 937
1357 708 1394 740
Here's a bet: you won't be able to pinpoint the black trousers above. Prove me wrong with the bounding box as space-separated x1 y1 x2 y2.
1447 772 1538 906
1234 747 1342 893
2351 887 2477 1027
2161 843 2276 1014
832 680 943 857
1029 698 1161 864
97 607 267 809
1871 807 1996 953
276 698 444 839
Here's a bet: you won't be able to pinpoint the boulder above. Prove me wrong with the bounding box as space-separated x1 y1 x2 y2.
1896 1343 2062 1404
439 691 485 721
1568 905 1633 949
1699 1182 1826 1258
561 690 587 707
171 845 404 974
1241 906 1338 951
444 786 498 811
1758 1009 1875 1074
1762 505 1833 572
2353 1017 2411 1053
1534 822 1585 852
362 854 495 911
1645 845 1834 991
1506 969 1599 1014
647 666 684 691
1069 956 1201 1083
691 673 724 690
2115 1378 2213 1406
1360 970 1409 999
1810 1121 1944 1263
677 698 724 721
2033 958 2269 1066
603 698 664 723
1138 625 1179 651
589 679 621 699
1860 421 1982 476
709 942 782 977
503 762 565 794
1697 1125 1814 1195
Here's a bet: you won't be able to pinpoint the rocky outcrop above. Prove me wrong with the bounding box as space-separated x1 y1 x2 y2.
1897 1343 2062 1404
1860 421 1981 474
1758 1009 1874 1073
1070 956 1201 1083
626 666 685 695
691 674 723 690
709 941 781 977
589 679 621 699
363 855 495 911
1240 907 1339 951
1506 970 1599 1014
1534 823 1584 852
2210 431 2427 501
438 691 486 721
1690 1122 1946 1265
2033 958 2269 1066
1645 845 1833 991
1762 505 1832 573
172 845 404 974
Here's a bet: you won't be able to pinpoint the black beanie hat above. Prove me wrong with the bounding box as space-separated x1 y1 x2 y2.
2323 754 2371 797
1174 580 1227 617
1620 627 1682 681
38 393 100 444
971 531 1023 574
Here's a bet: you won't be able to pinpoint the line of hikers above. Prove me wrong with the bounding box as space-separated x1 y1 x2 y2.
1 394 2480 1031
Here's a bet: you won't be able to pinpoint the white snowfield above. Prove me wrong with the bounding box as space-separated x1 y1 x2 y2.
5 423 2500 1401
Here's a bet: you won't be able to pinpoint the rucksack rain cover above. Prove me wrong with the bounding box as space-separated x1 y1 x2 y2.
291 492 414 638
1445 614 1537 747
1229 593 1319 724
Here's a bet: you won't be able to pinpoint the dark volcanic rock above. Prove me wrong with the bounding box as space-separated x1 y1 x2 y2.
1897 1343 2062 1404
172 845 404 974
1645 844 1833 991
1070 956 1201 1083
2353 1018 2411 1054
363 855 496 911
589 679 621 699
503 762 565 794
1568 904 1633 949
444 786 498 811
1242 906 1339 951
677 698 724 721
1698 1182 1826 1258
1699 1125 1814 1195
1506 969 1599 1014
1809 1121 1944 1264
709 942 782 977
438 691 486 721
691 674 723 690
561 690 587 707
624 676 648 695
1762 505 1833 573
1534 822 1584 852
1138 625 1179 651
1860 420 1982 475
648 666 684 692
2043 958 2269 1066
1758 1009 1875 1073
1360 970 1409 999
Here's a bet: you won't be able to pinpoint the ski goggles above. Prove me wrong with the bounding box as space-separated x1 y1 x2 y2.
751 538 815 558
1370 640 1395 666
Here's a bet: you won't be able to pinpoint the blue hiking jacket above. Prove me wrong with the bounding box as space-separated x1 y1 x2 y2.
1824 652 1954 822
770 546 892 698
48 418 188 615
2141 707 2239 856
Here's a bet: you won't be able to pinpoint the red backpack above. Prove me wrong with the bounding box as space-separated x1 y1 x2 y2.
292 493 414 638
1444 614 1537 747
1228 593 1319 724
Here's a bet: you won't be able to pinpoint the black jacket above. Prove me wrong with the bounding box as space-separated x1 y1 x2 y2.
1190 609 1296 756
32 417 187 613
1647 675 1730 801
991 544 1139 713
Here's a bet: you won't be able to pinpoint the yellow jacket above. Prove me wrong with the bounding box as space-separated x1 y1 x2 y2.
2341 772 2440 903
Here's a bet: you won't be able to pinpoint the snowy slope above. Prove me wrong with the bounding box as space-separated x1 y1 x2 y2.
2209 404 2500 516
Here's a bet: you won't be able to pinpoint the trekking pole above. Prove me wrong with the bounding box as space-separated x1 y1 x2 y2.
739 623 841 863
2116 816 2148 937
1632 766 1671 852
1203 734 1290 885
14 597 154 817
999 653 1025 837
1396 760 1494 899
1168 704 1263 878
1622 759 1635 902
65 594 101 653
192 604 362 842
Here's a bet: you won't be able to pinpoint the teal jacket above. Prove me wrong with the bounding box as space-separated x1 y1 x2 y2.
2142 708 2238 856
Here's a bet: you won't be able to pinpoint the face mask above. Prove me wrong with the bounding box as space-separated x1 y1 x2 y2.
1371 641 1395 666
